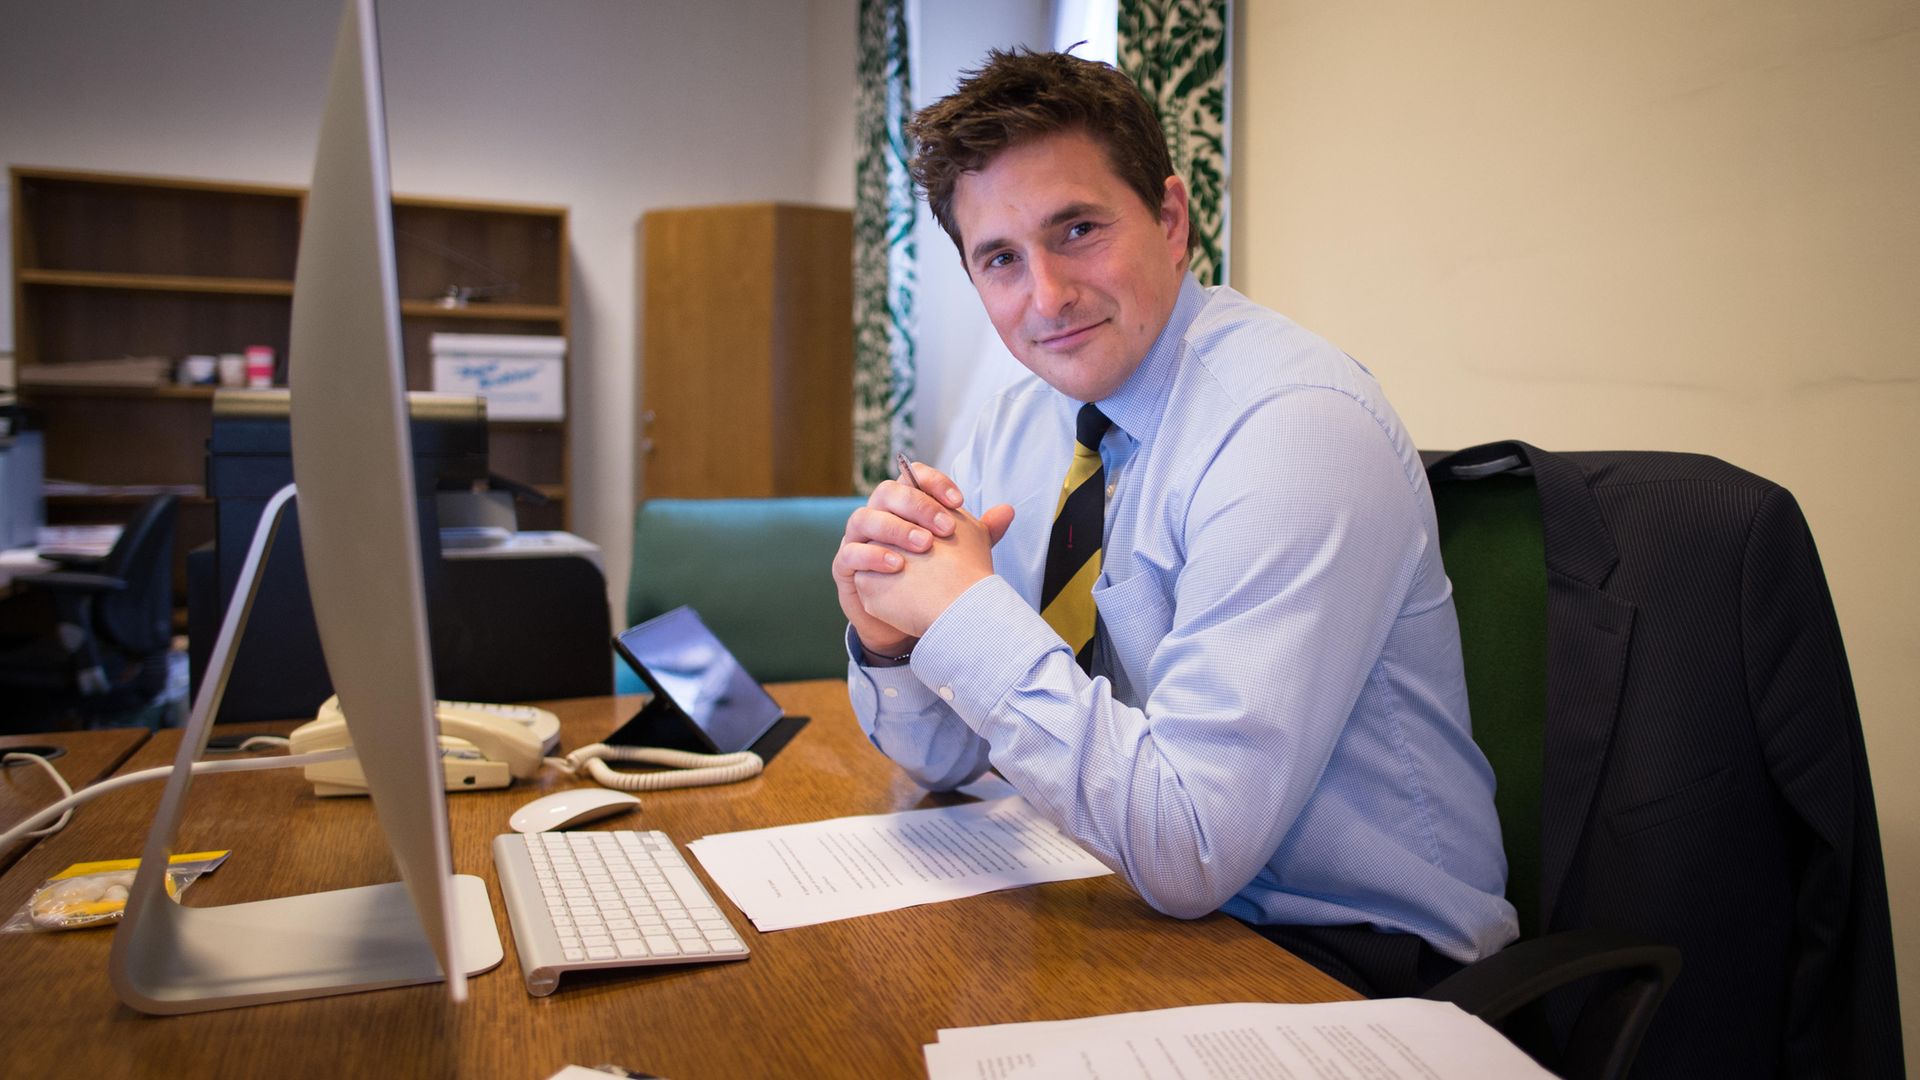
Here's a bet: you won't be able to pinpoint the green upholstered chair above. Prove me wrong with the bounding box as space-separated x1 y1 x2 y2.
622 497 865 690
1434 472 1548 940
1420 468 1679 1080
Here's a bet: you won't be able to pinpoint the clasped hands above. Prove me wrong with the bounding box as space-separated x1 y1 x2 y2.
832 462 1015 664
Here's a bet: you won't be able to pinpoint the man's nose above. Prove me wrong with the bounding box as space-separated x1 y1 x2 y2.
1028 250 1078 318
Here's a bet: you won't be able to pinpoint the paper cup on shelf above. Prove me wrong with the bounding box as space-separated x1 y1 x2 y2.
244 346 275 388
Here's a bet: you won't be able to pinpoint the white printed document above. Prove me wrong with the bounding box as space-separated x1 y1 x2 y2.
925 998 1555 1079
687 796 1111 931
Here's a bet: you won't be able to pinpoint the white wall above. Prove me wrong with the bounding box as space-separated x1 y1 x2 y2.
1235 1 1920 1051
0 0 858 612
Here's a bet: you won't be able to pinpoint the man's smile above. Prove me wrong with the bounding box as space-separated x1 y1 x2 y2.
1034 319 1110 351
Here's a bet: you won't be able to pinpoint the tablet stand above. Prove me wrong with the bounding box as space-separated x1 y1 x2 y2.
604 691 715 754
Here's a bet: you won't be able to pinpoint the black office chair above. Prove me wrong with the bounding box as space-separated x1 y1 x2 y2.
1420 443 1902 1078
0 495 178 731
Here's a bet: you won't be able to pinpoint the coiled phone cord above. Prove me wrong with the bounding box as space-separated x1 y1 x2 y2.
545 744 762 792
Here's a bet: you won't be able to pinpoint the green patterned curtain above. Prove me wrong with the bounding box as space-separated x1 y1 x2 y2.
1118 0 1231 286
853 0 917 491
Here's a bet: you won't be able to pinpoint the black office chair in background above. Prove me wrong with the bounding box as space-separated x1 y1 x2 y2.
0 494 178 732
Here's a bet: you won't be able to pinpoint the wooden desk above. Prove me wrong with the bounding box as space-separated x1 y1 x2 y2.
0 727 150 875
0 681 1353 1078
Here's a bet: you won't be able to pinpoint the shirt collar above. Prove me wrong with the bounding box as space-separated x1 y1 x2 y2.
1092 273 1208 445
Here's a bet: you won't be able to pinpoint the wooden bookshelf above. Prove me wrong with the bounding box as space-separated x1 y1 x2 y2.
9 167 574 593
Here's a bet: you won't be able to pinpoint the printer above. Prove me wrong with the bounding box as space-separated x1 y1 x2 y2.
189 390 610 722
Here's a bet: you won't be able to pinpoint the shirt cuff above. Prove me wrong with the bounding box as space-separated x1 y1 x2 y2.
844 624 942 723
909 575 1067 732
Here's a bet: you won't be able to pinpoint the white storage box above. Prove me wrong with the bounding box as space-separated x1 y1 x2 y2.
431 333 566 421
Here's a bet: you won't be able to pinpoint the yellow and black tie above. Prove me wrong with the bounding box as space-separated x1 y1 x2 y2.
1040 403 1112 672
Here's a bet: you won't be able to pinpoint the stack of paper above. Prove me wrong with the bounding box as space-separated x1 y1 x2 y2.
688 796 1112 931
925 999 1554 1079
34 524 121 558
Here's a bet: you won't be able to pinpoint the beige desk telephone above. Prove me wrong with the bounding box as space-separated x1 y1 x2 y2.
288 696 561 797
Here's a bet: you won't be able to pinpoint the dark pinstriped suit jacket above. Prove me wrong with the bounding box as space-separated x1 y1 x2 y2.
1426 442 1902 1079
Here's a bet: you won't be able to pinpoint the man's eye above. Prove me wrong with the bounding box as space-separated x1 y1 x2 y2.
1066 221 1096 240
986 252 1015 270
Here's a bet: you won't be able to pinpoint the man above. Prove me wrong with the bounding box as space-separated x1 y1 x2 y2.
831 48 1516 995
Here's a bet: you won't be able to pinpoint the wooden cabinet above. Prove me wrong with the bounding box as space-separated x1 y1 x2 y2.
8 167 573 595
639 202 852 499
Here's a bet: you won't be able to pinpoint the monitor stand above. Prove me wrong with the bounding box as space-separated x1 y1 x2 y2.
108 484 502 1014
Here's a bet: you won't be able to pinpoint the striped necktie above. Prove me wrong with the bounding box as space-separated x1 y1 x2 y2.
1040 403 1112 672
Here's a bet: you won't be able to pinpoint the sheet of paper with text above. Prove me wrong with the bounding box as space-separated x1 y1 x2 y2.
924 999 1557 1079
687 796 1111 931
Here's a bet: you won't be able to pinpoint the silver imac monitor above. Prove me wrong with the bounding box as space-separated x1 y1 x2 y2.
108 0 501 1013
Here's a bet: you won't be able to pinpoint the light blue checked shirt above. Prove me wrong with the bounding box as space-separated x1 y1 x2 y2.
848 277 1517 963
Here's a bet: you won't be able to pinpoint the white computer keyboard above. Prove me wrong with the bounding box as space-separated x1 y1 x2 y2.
493 830 749 997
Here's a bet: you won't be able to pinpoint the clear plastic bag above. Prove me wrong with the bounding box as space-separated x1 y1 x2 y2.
2 850 230 932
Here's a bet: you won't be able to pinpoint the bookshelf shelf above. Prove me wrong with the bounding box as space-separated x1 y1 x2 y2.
19 268 296 297
12 383 220 400
397 299 566 321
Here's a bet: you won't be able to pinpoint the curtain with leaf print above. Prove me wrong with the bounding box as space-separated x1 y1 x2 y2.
853 0 917 491
1118 0 1231 286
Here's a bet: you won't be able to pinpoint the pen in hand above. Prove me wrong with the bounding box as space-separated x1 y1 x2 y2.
897 451 966 532
895 452 924 492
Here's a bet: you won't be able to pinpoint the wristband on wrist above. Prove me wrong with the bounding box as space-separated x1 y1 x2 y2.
864 644 914 664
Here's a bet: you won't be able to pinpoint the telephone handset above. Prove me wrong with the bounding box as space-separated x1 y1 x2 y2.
289 696 557 797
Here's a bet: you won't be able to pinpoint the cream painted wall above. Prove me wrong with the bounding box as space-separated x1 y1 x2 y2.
1236 0 1919 1051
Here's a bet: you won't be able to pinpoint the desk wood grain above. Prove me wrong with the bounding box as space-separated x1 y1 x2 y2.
0 727 149 875
0 681 1354 1079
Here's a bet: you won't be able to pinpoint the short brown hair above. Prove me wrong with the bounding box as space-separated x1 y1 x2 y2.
907 48 1178 261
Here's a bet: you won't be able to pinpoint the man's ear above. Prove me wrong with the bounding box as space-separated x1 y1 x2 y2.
1160 174 1191 271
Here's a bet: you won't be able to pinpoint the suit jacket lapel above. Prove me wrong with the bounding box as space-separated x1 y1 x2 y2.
1515 444 1634 930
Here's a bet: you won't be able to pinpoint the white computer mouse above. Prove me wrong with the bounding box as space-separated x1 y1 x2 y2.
509 788 641 833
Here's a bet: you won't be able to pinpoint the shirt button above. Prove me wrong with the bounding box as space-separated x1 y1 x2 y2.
1106 483 1116 497
938 686 955 701
882 686 898 698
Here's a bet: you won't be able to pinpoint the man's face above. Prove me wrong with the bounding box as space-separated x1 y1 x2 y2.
950 129 1189 404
